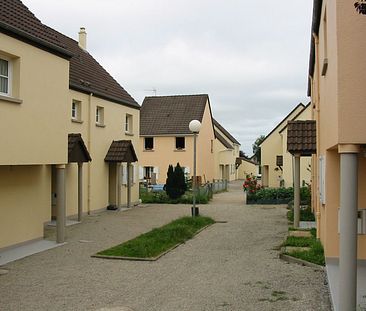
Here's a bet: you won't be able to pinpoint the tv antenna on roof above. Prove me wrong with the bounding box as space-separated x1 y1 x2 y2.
144 88 157 96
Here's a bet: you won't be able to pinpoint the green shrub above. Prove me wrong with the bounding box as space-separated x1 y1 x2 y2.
287 206 315 221
165 163 187 199
140 190 209 204
248 186 311 205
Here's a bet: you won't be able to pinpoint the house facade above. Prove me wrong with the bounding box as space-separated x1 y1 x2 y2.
236 157 258 180
139 95 215 184
0 0 139 250
260 103 309 188
213 118 241 181
308 1 366 309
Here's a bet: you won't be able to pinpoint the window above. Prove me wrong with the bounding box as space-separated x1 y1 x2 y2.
125 114 133 134
276 155 283 167
96 106 104 125
71 100 81 121
175 137 185 150
0 58 10 96
144 166 154 179
144 137 154 150
211 140 214 153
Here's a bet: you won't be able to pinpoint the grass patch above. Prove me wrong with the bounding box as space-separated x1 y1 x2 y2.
283 229 325 266
97 216 215 259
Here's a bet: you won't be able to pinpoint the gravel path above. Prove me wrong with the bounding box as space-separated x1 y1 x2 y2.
0 181 331 311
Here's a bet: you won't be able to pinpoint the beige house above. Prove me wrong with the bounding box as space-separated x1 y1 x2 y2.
0 1 139 250
139 95 215 184
236 157 258 180
308 1 366 309
260 103 310 188
212 118 241 181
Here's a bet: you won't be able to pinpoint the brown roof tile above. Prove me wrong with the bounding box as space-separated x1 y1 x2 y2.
213 118 240 145
68 133 92 163
140 95 208 135
105 140 138 163
287 120 316 156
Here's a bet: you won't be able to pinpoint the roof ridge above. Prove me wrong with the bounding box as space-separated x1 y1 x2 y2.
145 94 208 99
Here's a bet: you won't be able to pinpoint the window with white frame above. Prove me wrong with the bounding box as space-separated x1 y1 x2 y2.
96 106 104 125
125 114 133 134
144 137 154 150
143 166 154 179
0 58 10 96
71 100 81 121
175 137 185 150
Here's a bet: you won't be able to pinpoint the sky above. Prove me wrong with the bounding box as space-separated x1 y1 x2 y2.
22 0 313 155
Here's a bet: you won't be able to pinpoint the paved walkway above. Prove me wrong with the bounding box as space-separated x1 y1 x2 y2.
0 181 331 311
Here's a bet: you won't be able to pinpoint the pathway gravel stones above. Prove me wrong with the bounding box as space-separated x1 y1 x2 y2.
0 181 331 311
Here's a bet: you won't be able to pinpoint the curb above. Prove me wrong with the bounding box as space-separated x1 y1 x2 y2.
92 223 214 262
279 252 324 270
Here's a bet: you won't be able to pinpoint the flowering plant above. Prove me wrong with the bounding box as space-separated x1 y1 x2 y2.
243 174 261 194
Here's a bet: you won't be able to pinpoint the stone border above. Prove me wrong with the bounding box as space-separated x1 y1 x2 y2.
91 223 215 262
279 250 324 271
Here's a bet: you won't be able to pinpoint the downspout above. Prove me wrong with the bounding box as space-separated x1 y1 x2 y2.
313 33 321 239
87 92 93 215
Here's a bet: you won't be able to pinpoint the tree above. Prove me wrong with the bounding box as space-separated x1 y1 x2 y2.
252 135 266 164
239 150 249 159
165 163 187 199
355 1 366 14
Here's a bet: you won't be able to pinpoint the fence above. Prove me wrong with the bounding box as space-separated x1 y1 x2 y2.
198 179 228 200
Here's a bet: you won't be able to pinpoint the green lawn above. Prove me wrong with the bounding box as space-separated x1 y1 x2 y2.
97 216 215 259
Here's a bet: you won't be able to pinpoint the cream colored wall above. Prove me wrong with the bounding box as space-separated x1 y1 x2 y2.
311 0 366 259
0 165 51 249
0 33 69 165
260 105 304 188
66 91 140 216
140 101 215 184
237 160 257 180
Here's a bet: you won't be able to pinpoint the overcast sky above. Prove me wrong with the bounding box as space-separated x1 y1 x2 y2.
23 0 313 155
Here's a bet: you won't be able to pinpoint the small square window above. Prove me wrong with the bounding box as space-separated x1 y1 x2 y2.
96 106 104 125
176 137 185 150
125 114 133 134
0 58 10 96
144 137 154 150
71 100 81 121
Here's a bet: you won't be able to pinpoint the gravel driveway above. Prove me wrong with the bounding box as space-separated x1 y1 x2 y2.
0 181 331 311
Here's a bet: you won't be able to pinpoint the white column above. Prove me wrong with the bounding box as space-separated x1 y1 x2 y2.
117 163 121 208
77 163 83 222
127 162 131 208
339 150 358 311
56 164 66 243
293 154 301 228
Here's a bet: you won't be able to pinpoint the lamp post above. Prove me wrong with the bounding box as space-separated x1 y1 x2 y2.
189 120 201 217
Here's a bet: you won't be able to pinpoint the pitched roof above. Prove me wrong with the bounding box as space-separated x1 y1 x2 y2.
287 120 317 156
46 27 139 109
105 140 138 163
68 133 92 163
140 95 209 135
213 118 240 145
0 0 71 58
259 103 305 146
215 130 234 149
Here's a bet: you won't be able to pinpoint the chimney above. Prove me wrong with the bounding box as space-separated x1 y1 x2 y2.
78 27 87 50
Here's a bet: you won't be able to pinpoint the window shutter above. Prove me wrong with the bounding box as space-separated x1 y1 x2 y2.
319 156 326 205
122 164 127 185
139 166 144 180
153 167 159 180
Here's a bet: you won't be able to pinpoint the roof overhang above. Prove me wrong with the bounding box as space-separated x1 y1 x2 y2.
68 133 92 163
105 140 138 163
287 120 317 156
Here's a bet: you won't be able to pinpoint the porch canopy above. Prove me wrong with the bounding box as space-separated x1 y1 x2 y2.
287 120 316 156
68 133 92 163
104 140 138 163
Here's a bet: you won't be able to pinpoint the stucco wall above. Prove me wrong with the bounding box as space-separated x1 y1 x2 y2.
237 160 257 180
0 33 69 165
0 165 50 249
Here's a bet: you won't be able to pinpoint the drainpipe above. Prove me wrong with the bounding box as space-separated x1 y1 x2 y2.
87 93 93 214
338 144 359 311
313 33 321 239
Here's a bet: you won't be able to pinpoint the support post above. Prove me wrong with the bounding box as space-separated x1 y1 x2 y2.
127 162 131 208
77 163 83 222
117 163 121 208
56 164 66 243
339 152 358 311
293 154 301 228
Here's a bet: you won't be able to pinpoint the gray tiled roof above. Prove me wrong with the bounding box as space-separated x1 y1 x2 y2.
215 130 233 149
140 95 209 136
287 120 316 156
105 140 138 163
213 118 240 145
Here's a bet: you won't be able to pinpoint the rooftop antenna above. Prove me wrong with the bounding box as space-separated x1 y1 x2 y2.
144 88 157 96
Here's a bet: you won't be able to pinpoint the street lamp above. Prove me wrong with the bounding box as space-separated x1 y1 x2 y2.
189 119 202 217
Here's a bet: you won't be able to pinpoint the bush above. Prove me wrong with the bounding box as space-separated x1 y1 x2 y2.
247 186 311 205
165 163 187 199
287 206 315 221
140 190 209 204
